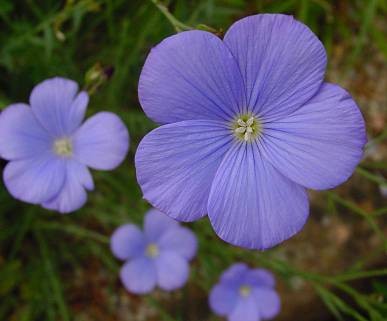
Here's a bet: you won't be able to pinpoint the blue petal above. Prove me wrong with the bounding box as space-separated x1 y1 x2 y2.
120 257 156 294
229 296 260 321
220 263 249 287
110 224 146 260
68 91 89 131
41 160 93 213
136 120 232 221
155 251 189 291
30 77 86 136
261 83 367 190
209 283 239 316
3 154 65 204
253 288 281 319
0 104 51 160
73 112 129 170
223 14 326 119
208 143 309 250
245 269 276 288
144 208 179 242
139 30 246 124
158 226 197 260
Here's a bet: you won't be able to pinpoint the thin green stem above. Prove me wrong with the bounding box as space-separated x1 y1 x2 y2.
335 269 387 283
35 230 70 321
254 249 387 320
356 167 387 186
314 284 345 321
347 0 379 66
37 221 109 244
332 282 384 320
326 191 387 248
367 127 387 147
150 0 192 32
361 161 387 170
349 246 386 271
4 0 99 52
373 207 387 216
9 208 35 259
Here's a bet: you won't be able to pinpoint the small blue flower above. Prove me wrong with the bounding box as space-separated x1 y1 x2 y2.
135 14 366 249
110 208 198 294
209 263 281 321
0 77 129 213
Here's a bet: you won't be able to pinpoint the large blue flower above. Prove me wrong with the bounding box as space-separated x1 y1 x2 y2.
135 14 366 249
0 77 129 213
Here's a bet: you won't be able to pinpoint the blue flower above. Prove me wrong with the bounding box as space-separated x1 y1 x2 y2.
110 208 197 294
135 14 366 249
0 77 129 213
209 263 280 321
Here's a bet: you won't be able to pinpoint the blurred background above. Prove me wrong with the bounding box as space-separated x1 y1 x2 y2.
0 0 386 320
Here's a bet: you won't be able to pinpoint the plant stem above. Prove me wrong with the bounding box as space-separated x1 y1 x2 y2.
356 167 387 186
35 230 70 321
37 221 109 244
150 0 192 32
326 191 387 249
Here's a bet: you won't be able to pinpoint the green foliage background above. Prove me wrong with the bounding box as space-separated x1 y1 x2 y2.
0 1 386 320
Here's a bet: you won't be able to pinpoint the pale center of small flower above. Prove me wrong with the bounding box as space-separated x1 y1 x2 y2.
233 115 261 142
146 243 159 258
239 285 251 297
53 138 73 157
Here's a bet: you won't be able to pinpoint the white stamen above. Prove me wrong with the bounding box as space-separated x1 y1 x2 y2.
237 119 246 127
235 117 256 142
235 127 247 134
246 117 254 127
53 138 72 157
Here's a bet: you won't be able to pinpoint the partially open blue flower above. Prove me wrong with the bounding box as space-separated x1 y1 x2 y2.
209 263 280 321
0 77 129 213
135 14 366 249
110 208 197 294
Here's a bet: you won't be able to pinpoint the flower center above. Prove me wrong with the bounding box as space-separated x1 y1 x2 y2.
145 243 159 258
239 285 251 297
233 115 261 142
53 138 72 157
